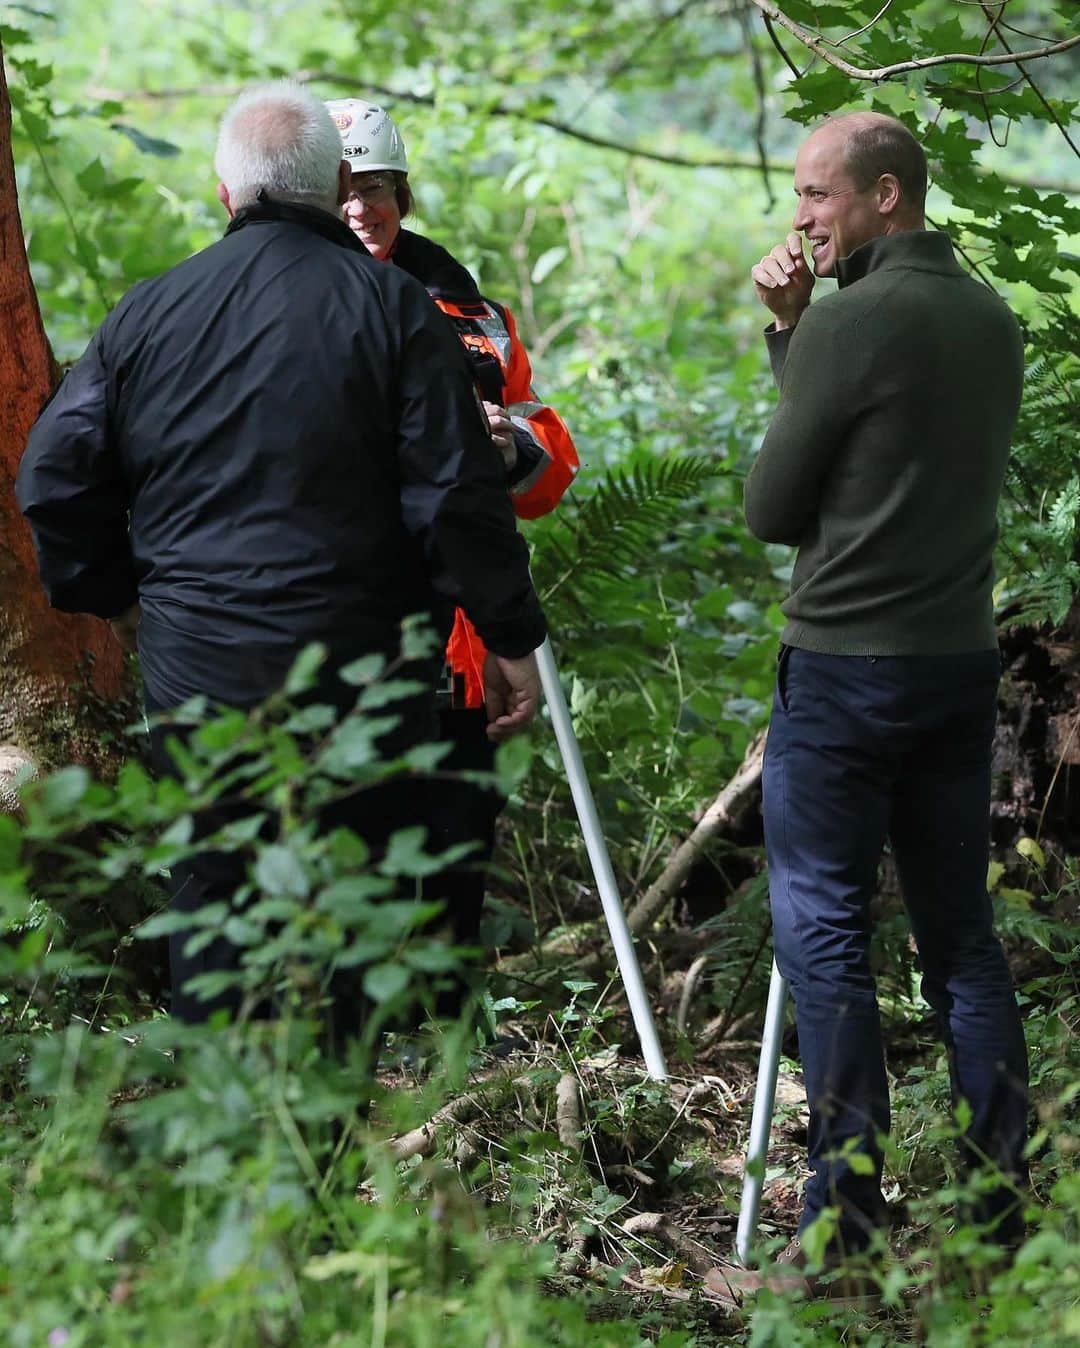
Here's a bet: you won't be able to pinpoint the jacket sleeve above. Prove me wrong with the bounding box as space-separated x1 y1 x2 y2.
394 284 547 659
743 304 862 546
498 304 579 520
14 331 139 619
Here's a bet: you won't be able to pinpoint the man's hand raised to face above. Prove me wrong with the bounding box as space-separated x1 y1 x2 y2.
751 232 815 332
483 650 540 744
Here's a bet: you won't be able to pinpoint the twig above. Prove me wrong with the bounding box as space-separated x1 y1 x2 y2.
831 0 895 48
676 954 709 1036
626 731 765 935
565 0 726 123
980 2 1080 160
699 914 773 1047
740 7 775 210
745 0 1080 79
638 1081 712 1163
1035 708 1080 841
763 13 804 79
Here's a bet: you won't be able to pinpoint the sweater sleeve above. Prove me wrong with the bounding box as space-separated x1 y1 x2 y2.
393 285 547 659
15 330 139 619
743 304 861 546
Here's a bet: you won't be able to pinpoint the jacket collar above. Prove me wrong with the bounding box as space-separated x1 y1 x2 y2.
835 229 961 289
225 195 371 256
391 229 483 303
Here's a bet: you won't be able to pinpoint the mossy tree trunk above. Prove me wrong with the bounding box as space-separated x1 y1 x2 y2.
1 41 132 795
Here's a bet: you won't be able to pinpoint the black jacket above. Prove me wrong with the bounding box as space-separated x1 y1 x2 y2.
16 200 545 707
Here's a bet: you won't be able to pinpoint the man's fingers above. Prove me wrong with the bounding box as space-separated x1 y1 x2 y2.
486 694 536 743
753 257 793 288
786 231 805 260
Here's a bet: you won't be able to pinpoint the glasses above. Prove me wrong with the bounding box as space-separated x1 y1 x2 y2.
346 175 396 206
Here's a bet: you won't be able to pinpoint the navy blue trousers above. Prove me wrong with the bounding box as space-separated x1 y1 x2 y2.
762 646 1029 1250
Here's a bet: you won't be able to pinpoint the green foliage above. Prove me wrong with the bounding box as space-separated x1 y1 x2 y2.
3 2 1079 1341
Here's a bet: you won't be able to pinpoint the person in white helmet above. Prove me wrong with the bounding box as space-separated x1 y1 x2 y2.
326 96 579 1000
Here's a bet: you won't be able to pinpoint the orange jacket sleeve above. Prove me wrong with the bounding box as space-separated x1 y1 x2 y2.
499 304 580 520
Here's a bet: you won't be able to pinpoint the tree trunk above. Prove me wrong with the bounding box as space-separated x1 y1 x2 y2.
1 40 132 787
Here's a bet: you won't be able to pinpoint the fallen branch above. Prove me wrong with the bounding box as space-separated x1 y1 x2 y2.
556 1072 583 1152
620 1211 716 1275
383 1068 521 1163
627 731 766 935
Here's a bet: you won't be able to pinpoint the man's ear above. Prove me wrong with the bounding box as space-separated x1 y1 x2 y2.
877 172 902 217
216 181 234 219
336 160 352 208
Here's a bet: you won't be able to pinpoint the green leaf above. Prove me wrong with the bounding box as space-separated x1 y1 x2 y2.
1016 837 1046 870
0 815 23 872
110 121 182 157
380 826 442 878
532 245 567 285
363 961 410 1002
338 653 386 686
37 766 91 816
254 844 310 898
283 643 327 696
357 679 427 711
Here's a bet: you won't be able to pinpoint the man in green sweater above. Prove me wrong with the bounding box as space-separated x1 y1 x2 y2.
711 112 1029 1296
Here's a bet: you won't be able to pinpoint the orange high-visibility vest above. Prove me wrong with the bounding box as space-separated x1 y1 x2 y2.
393 230 579 708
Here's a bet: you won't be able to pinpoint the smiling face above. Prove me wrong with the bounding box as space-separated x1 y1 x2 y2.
342 171 402 260
792 125 889 278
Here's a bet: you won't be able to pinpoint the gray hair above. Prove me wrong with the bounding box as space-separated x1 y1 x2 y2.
214 81 344 213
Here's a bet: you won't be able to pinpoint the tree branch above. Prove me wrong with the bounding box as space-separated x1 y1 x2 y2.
84 78 1080 194
87 77 795 175
980 2 1080 160
739 6 776 210
763 13 804 78
746 0 1080 80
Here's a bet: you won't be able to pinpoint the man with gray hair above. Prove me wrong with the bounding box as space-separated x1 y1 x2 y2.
707 112 1028 1301
17 82 546 1032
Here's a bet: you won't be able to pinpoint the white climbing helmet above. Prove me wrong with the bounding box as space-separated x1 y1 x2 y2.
325 98 408 173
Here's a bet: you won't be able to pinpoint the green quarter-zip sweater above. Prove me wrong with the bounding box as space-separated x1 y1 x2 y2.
744 229 1024 655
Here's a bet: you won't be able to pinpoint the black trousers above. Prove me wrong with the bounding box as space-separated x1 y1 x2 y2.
763 646 1029 1249
146 644 437 1044
422 707 505 1007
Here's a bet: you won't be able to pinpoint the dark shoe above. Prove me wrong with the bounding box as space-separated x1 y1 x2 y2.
703 1236 882 1311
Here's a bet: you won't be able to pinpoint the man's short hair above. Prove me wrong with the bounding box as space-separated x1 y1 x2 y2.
838 115 928 211
215 81 344 212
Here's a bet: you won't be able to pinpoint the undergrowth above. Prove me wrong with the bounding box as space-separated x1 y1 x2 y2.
0 650 1076 1347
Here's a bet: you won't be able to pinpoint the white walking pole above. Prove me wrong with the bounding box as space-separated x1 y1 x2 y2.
735 959 789 1265
535 637 668 1082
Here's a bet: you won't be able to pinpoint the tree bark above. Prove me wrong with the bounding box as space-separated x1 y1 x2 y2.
1 41 131 786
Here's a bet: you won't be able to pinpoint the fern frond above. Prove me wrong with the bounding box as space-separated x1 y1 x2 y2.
534 454 721 604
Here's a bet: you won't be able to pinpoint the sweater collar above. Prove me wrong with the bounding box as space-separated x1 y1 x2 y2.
834 229 960 289
225 195 371 256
